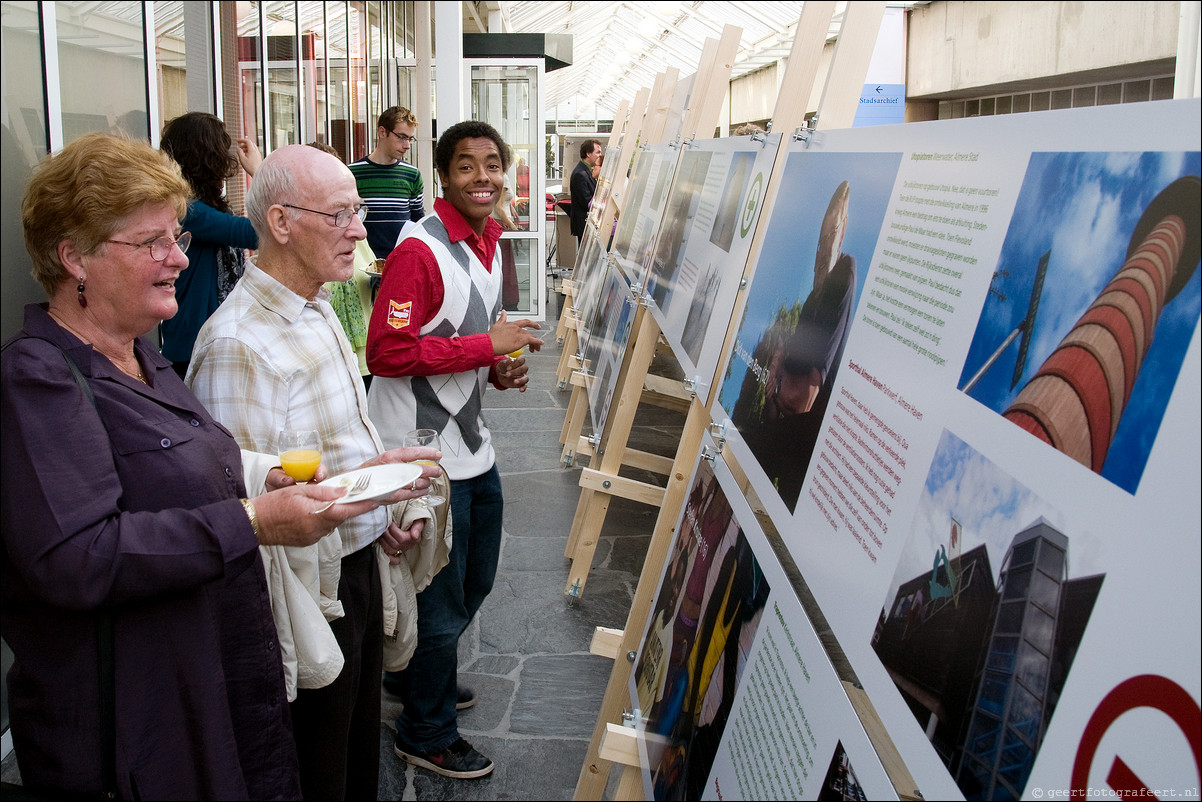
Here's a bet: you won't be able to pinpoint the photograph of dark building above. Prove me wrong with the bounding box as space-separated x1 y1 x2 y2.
873 432 1105 801
818 741 869 802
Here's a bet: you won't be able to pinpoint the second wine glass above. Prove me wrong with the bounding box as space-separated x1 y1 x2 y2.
403 428 446 506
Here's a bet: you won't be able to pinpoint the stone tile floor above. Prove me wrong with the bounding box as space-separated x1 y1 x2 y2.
388 292 683 800
2 289 685 801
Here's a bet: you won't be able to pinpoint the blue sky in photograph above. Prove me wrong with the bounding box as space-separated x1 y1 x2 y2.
883 429 1107 612
718 149 903 415
959 151 1201 494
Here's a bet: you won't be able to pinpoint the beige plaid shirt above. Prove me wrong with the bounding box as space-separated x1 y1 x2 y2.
188 260 388 554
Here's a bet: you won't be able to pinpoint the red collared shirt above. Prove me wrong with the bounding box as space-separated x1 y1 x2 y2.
367 197 505 380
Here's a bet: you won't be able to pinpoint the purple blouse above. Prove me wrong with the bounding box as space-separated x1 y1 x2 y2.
1 304 300 800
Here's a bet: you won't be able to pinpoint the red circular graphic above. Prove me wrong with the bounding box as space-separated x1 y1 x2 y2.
1071 674 1201 794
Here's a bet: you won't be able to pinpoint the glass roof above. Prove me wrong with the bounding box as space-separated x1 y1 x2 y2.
490 1 927 118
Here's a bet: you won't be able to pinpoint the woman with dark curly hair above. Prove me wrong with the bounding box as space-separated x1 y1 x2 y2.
158 111 260 377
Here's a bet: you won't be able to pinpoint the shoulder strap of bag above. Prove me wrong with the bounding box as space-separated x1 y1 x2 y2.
2 335 117 798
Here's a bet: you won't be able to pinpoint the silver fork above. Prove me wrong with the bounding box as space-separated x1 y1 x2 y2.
310 473 371 514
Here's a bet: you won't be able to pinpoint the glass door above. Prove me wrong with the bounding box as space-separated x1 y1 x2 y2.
465 59 546 321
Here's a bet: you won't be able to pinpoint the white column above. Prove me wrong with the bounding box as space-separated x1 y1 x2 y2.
416 1 434 209
434 0 464 134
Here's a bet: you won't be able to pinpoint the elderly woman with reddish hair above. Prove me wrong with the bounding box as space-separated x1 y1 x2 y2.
2 132 418 799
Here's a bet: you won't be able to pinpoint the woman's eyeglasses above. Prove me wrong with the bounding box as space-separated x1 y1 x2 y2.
105 231 193 261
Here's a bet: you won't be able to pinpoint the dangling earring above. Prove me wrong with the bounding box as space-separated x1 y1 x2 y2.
77 276 87 308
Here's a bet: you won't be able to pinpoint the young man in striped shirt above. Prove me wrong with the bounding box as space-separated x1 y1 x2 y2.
349 106 426 262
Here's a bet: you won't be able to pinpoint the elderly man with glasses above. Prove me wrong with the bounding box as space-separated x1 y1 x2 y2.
187 144 440 801
350 105 426 263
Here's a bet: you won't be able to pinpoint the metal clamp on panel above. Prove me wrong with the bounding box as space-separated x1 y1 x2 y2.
707 421 728 453
794 115 817 145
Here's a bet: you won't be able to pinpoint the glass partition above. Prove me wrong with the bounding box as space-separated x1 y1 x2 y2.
299 1 329 147
56 1 147 141
348 2 367 161
263 1 299 151
467 60 546 320
236 2 264 152
325 2 352 162
367 1 382 129
154 1 188 128
1 0 45 340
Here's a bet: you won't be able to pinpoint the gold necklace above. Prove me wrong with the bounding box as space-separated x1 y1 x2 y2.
48 307 147 385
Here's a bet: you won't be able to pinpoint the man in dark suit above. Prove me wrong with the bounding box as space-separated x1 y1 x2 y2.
569 139 602 241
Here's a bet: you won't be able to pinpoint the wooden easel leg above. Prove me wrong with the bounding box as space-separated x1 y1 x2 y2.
557 326 579 388
573 398 710 800
564 489 612 599
564 485 594 558
555 286 574 342
560 382 589 458
615 765 643 799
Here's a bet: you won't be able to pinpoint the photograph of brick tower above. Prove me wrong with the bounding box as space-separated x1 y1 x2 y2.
958 152 1201 494
872 430 1105 801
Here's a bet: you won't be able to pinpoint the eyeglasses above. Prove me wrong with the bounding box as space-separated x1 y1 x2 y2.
105 230 192 261
389 130 417 143
281 203 368 228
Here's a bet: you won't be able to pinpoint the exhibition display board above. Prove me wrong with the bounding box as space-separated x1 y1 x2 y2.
639 134 780 401
589 144 624 233
709 97 1201 801
612 145 684 284
627 432 897 801
583 96 1201 799
584 262 640 441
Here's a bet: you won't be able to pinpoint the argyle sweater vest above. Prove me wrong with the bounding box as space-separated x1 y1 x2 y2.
368 214 502 480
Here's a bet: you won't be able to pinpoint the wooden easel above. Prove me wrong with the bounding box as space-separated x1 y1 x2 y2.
560 25 743 601
555 88 650 390
555 81 679 449
571 4 916 799
553 94 628 355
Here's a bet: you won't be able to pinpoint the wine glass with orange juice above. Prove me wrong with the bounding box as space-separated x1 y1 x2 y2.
278 429 321 483
505 325 546 360
402 428 446 506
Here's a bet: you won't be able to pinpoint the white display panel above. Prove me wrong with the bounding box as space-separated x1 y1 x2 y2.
611 145 681 283
706 99 1201 800
627 433 895 801
641 134 780 401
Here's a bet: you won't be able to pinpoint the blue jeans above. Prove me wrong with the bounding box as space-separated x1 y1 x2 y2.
394 464 503 753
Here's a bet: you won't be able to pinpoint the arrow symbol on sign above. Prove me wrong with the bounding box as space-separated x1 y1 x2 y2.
876 85 883 94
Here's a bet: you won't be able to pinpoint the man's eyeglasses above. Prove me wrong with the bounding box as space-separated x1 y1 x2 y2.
106 231 192 261
388 130 417 144
282 203 368 228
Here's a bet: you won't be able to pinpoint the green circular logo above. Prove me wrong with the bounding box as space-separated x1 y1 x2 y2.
740 172 764 238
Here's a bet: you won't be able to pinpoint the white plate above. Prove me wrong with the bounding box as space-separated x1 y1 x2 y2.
317 463 423 505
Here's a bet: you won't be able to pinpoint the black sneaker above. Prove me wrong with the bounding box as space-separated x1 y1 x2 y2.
394 735 494 779
456 684 477 710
